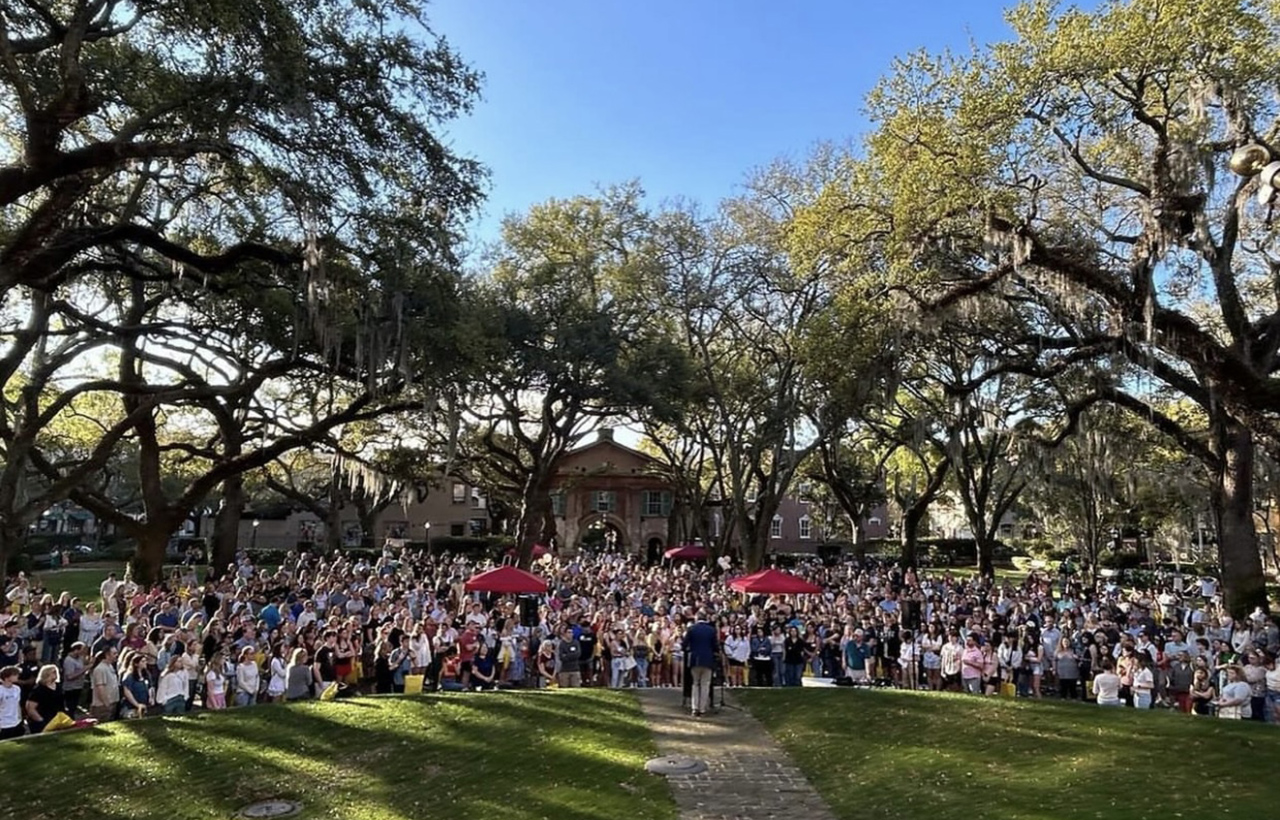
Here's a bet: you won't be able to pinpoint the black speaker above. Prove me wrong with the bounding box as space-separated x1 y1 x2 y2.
519 596 539 627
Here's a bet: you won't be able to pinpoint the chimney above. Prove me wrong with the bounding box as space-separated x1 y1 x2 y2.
597 427 615 443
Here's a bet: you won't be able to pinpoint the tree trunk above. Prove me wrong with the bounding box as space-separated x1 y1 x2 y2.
976 534 995 579
210 478 244 574
1084 526 1101 588
744 526 768 571
515 474 554 568
0 523 26 585
901 506 925 569
358 505 380 550
325 502 343 554
1213 422 1268 617
130 527 169 587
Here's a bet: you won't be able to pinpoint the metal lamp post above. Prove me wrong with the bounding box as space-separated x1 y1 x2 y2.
423 521 431 553
251 519 260 551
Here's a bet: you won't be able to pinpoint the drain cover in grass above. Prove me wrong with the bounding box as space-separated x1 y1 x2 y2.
237 800 302 818
645 756 708 776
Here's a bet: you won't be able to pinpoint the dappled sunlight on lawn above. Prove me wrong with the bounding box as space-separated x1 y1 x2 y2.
0 691 677 820
741 688 1280 820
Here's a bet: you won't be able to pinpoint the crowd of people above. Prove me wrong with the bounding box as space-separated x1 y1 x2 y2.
2 546 1279 740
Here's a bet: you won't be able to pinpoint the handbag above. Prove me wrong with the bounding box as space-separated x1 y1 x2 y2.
621 656 637 671
43 712 76 733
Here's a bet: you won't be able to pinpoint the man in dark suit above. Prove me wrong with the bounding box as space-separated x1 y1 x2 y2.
683 611 719 717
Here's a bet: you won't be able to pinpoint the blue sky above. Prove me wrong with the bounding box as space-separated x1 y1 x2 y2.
426 0 1028 243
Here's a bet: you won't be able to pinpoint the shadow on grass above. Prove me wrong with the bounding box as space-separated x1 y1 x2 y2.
0 691 676 820
740 688 1280 820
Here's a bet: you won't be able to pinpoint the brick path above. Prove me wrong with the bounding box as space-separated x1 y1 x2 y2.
636 688 838 820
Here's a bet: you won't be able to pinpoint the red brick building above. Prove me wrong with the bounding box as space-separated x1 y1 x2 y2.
547 429 841 559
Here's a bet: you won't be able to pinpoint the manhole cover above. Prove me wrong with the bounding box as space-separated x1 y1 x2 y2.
238 800 302 818
645 756 708 776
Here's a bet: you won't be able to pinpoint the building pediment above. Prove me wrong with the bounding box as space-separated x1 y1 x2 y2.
556 433 660 478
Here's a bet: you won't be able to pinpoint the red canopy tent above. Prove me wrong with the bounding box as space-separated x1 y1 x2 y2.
463 565 548 594
663 543 709 561
728 568 822 595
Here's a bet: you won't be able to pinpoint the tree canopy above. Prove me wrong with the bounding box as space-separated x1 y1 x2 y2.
0 0 483 581
794 0 1280 614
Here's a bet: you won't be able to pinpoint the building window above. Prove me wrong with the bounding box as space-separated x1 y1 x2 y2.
452 483 467 504
550 491 566 517
471 487 486 509
469 518 487 536
770 515 783 539
592 491 617 513
643 490 672 517
799 516 812 540
450 522 466 537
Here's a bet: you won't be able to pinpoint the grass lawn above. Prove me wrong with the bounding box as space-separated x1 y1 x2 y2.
740 688 1280 820
0 691 676 820
31 564 208 604
921 565 1027 583
31 565 121 603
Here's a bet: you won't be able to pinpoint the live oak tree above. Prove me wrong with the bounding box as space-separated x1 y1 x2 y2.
1021 402 1209 582
940 354 1033 577
260 416 440 558
41 257 453 583
460 186 688 568
0 0 483 582
800 430 886 552
656 158 897 570
635 407 723 554
802 0 1280 615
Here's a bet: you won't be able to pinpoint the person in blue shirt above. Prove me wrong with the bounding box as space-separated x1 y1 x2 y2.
152 603 179 632
844 631 870 682
261 599 282 632
683 611 718 717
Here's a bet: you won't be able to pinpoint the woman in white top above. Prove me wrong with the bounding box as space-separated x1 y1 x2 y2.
157 656 188 714
204 651 227 709
898 630 920 691
0 667 24 739
410 625 432 675
724 626 750 687
266 646 288 701
40 602 65 664
919 625 944 691
77 603 104 647
1093 660 1123 706
180 643 201 707
1131 656 1155 709
1216 665 1252 719
233 646 260 708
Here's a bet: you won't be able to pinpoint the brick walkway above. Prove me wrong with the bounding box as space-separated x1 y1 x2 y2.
636 688 838 820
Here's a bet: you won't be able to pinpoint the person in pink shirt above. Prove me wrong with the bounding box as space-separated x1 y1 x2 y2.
961 635 985 694
457 625 480 689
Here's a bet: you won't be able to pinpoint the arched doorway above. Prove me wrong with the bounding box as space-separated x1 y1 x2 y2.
646 536 665 566
578 513 627 552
